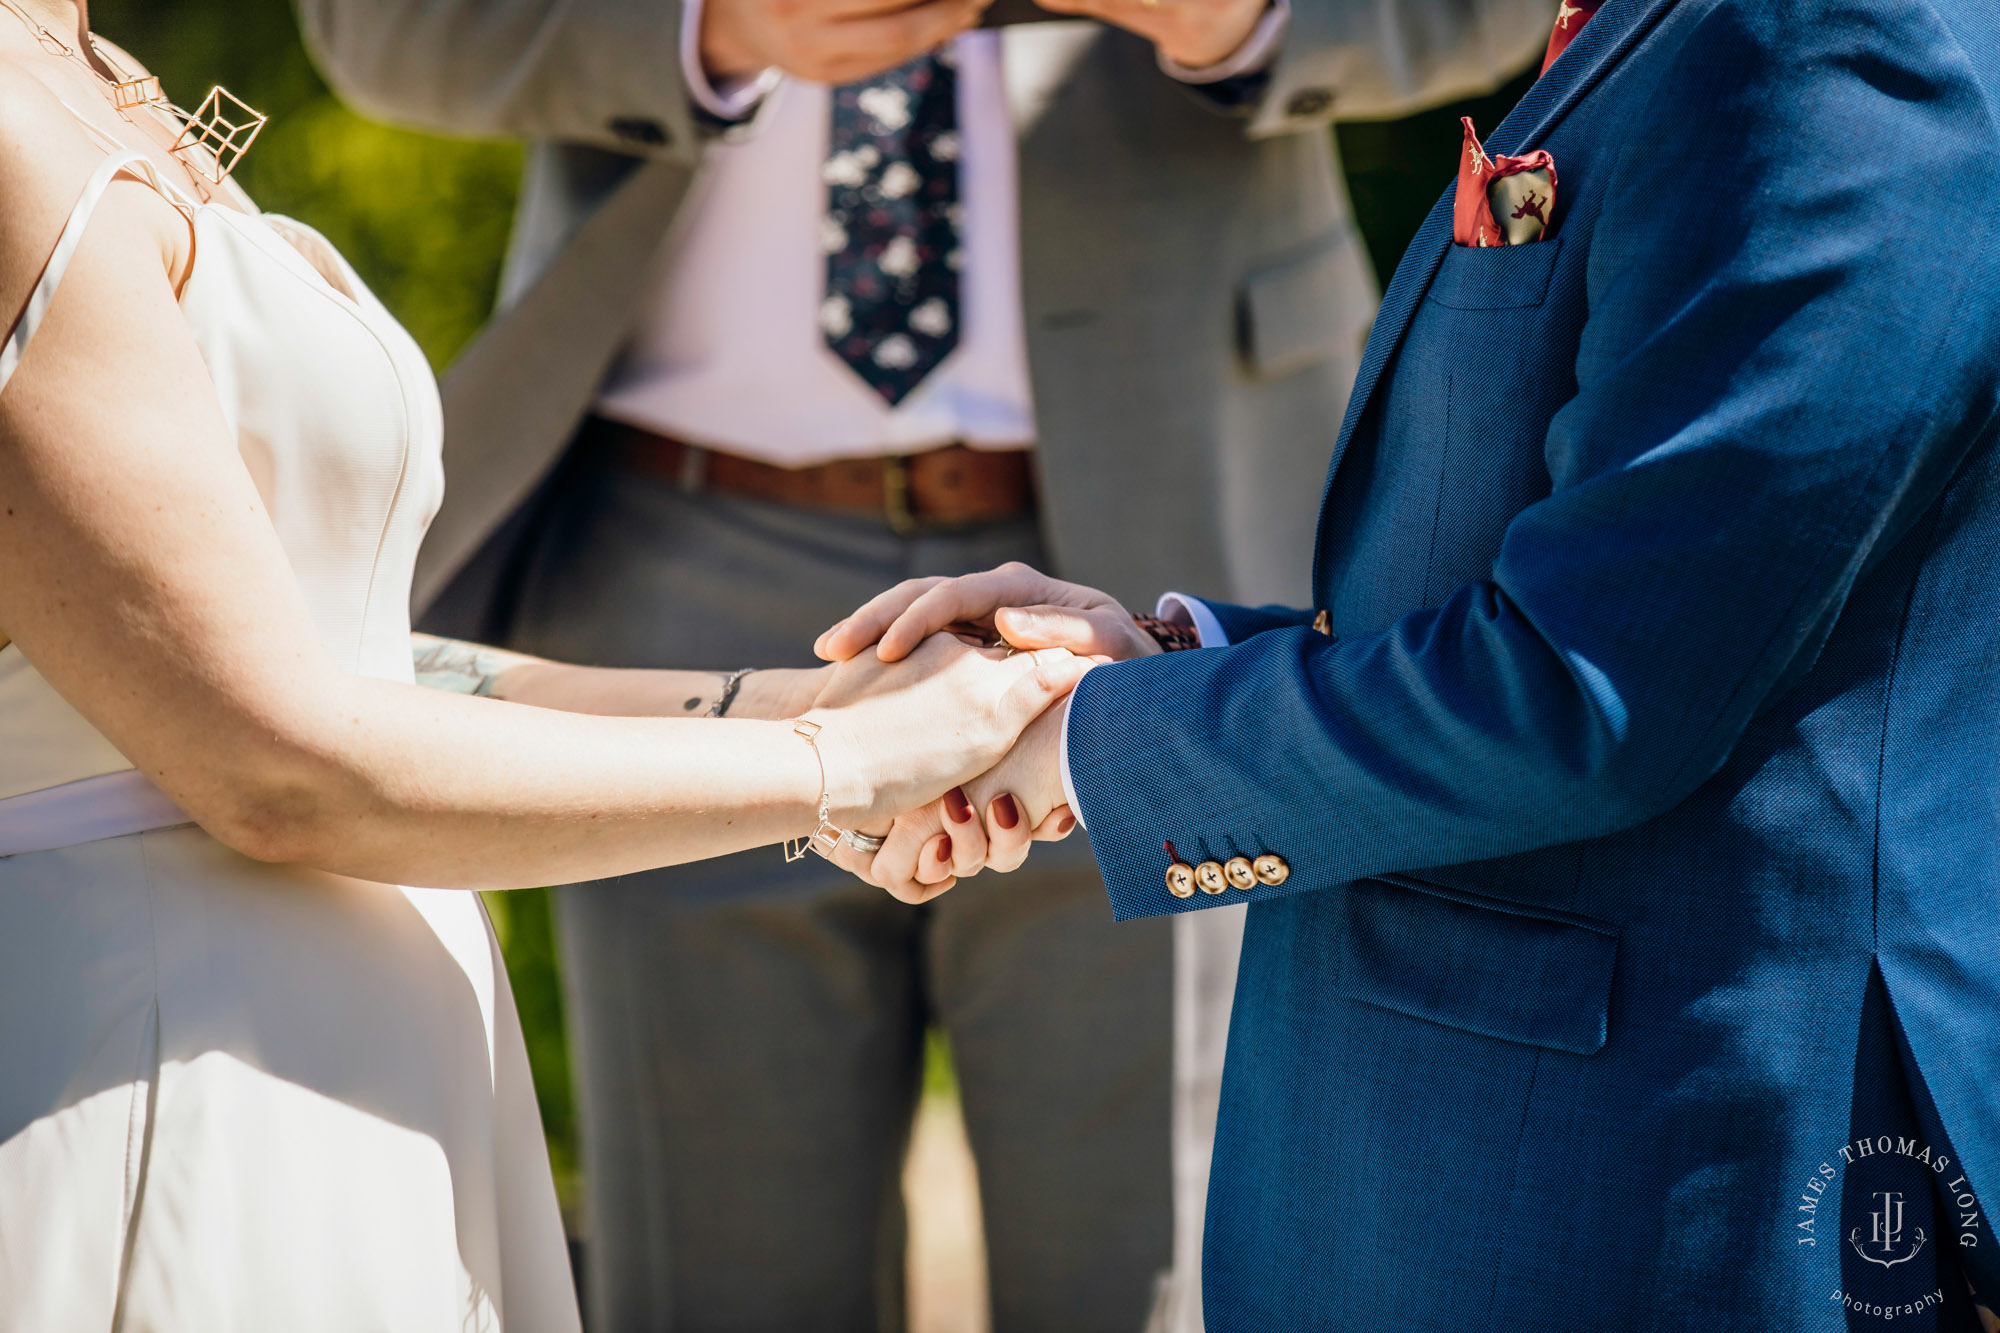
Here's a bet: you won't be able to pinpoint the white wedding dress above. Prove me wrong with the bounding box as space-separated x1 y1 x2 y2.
0 148 578 1332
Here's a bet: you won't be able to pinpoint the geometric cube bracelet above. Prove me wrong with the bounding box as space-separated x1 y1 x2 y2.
782 718 885 861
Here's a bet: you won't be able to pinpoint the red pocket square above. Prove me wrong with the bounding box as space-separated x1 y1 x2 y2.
1454 117 1558 247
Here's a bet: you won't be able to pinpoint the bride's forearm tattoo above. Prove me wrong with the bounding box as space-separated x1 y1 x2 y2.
411 634 526 697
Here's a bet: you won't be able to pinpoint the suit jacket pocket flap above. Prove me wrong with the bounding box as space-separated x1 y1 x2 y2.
1427 237 1562 310
1336 874 1617 1055
1239 229 1366 382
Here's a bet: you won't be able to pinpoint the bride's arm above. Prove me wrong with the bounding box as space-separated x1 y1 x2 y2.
0 90 1078 890
408 634 829 722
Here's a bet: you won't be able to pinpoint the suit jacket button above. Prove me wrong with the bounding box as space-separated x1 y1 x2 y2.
1286 88 1334 118
1253 854 1290 886
1224 857 1257 890
1166 863 1196 898
1312 610 1332 636
1195 861 1228 894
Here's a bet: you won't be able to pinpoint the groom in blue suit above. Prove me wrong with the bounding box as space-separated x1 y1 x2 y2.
823 0 2000 1327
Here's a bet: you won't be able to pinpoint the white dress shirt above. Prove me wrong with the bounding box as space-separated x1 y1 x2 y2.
592 6 1289 468
605 14 1285 816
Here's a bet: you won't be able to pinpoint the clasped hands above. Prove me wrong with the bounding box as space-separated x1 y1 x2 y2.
812 562 1157 903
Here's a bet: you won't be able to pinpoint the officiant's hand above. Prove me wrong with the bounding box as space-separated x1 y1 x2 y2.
816 562 1160 666
1032 0 1269 69
701 0 990 85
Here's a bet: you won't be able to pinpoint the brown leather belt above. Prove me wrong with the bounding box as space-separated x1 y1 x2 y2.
591 417 1036 534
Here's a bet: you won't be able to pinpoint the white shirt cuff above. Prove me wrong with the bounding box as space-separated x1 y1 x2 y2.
680 0 781 121
1157 0 1289 85
1056 695 1086 830
1155 592 1231 647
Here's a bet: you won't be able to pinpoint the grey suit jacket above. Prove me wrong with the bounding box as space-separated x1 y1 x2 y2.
298 0 1551 625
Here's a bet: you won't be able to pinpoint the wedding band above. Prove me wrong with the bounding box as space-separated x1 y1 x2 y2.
843 831 886 854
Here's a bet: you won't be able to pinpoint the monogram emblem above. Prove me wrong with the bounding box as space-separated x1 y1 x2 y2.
1848 1191 1928 1269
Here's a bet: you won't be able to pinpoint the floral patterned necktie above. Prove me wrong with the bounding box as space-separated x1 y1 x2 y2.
820 51 962 406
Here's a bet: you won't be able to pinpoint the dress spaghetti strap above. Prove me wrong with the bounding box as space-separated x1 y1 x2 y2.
0 149 163 396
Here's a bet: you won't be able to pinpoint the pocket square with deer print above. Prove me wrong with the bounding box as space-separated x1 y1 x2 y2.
1454 116 1557 247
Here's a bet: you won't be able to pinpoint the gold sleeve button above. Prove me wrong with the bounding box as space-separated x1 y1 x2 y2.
1166 863 1196 898
1253 854 1290 886
1195 861 1228 895
1224 857 1257 890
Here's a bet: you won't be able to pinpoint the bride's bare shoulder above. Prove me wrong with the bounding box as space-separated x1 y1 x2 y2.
0 59 171 300
0 57 108 217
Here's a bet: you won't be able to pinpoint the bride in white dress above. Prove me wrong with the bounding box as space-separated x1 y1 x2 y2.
0 4 1078 1328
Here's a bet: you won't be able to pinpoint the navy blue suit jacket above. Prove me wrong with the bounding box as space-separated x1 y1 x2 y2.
1065 0 2000 1326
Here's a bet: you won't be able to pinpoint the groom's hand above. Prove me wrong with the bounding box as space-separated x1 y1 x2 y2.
816 562 1161 665
701 0 990 85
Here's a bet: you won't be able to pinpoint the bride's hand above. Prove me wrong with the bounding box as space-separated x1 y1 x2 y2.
805 632 1091 832
841 701 1076 902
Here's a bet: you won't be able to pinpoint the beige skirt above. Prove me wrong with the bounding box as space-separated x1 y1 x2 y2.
0 825 578 1332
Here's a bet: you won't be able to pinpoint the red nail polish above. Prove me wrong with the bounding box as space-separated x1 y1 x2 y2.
993 794 1020 830
1058 813 1076 834
944 787 972 824
936 836 953 862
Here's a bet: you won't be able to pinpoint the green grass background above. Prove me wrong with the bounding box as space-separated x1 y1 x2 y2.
86 0 1531 1219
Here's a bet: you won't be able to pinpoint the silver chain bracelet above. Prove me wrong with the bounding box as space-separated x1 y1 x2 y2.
705 667 757 718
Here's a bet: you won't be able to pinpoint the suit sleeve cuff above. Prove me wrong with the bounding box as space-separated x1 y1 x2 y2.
1157 0 1289 84
680 0 781 122
1064 595 1232 827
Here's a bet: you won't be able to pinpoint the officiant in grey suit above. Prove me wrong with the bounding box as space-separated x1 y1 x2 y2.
300 0 1549 1327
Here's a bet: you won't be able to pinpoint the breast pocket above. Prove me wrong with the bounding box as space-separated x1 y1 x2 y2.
1428 238 1562 311
1419 240 1576 602
1335 873 1619 1056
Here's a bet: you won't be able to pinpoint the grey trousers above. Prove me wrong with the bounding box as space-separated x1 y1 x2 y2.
506 452 1173 1333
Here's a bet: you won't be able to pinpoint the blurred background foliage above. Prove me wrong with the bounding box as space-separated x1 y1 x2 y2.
87 0 1531 1227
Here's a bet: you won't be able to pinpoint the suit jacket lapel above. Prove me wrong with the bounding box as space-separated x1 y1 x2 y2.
1489 0 1681 157
415 157 697 611
1310 0 1681 579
